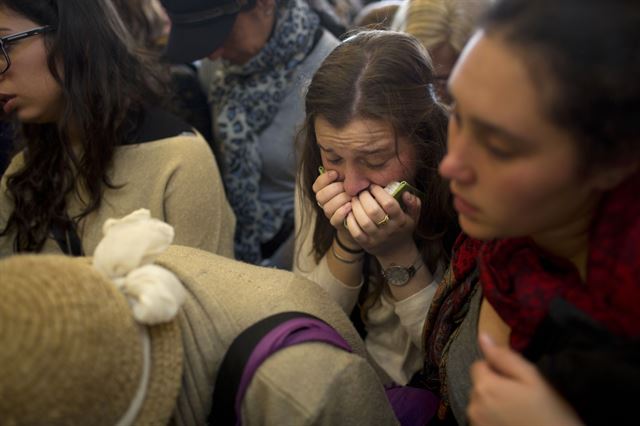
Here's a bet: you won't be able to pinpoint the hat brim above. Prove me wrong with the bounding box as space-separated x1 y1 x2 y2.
164 14 238 64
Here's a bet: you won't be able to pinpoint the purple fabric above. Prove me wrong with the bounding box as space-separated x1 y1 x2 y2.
385 384 440 426
234 317 353 425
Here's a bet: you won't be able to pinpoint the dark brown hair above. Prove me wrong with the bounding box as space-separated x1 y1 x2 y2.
481 0 640 173
0 0 167 252
297 30 459 317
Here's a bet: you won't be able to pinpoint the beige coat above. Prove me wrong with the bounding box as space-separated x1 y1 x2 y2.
0 134 235 258
159 245 399 426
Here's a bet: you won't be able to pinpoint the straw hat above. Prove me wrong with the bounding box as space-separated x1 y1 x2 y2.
0 209 186 425
0 254 183 425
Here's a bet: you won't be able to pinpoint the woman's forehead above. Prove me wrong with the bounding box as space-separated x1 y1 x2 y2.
0 7 35 32
449 32 558 146
314 116 399 151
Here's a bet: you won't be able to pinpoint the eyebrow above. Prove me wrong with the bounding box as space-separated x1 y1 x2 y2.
449 93 534 148
318 144 391 156
469 116 534 148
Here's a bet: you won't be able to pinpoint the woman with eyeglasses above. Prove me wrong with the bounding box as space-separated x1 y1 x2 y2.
0 0 235 257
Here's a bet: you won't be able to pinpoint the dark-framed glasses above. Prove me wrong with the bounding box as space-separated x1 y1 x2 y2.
0 25 54 75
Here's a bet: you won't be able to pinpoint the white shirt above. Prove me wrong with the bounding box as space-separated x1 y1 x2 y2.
294 192 441 384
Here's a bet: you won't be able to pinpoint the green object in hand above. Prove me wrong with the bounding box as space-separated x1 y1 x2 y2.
385 181 426 207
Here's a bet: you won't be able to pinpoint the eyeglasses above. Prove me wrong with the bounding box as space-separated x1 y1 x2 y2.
0 25 54 75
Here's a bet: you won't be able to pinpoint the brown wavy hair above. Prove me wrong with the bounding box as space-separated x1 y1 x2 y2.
0 0 167 252
297 30 459 319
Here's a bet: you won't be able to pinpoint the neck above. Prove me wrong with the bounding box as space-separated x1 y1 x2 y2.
531 201 598 282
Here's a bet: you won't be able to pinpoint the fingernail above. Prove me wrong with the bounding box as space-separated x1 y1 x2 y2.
328 170 337 178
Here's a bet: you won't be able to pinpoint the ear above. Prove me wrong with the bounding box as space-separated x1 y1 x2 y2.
590 161 639 191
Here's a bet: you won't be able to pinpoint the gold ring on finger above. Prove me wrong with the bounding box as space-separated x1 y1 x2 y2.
376 214 390 226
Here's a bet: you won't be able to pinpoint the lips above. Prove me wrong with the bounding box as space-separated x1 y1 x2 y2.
0 93 16 115
452 192 480 216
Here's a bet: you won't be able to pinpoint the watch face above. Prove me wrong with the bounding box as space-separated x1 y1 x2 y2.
385 266 411 286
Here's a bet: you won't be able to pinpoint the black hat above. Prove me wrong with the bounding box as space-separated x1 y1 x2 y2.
161 0 247 63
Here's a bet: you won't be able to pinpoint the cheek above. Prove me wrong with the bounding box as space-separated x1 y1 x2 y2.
372 160 415 187
25 76 63 122
495 174 545 213
35 69 62 100
487 163 581 226
23 45 59 96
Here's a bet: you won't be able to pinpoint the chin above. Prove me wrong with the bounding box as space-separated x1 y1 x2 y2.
458 214 501 241
18 110 57 124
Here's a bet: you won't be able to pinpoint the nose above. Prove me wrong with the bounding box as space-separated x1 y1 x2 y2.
439 122 475 185
342 168 370 197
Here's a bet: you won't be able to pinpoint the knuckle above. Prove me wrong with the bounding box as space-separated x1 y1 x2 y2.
351 228 364 241
380 198 395 211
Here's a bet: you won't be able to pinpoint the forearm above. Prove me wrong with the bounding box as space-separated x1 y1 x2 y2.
326 229 365 288
295 222 361 314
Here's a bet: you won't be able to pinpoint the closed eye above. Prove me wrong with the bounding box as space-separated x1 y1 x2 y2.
481 140 516 160
364 160 388 169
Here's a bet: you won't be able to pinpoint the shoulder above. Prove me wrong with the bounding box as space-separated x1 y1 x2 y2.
308 30 340 64
118 107 212 157
291 30 340 92
314 29 341 55
125 107 196 145
112 127 215 181
2 150 25 177
1 150 26 190
246 343 397 425
298 30 340 77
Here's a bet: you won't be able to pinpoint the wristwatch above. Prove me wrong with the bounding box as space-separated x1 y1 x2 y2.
382 255 424 287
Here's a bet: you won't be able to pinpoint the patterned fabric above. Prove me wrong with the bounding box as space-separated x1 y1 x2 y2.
481 170 640 350
208 0 320 263
420 234 481 420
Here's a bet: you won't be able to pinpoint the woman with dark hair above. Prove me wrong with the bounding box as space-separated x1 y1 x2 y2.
0 0 235 257
295 30 459 387
424 0 640 424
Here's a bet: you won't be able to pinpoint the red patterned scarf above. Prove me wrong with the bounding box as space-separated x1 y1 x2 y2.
480 171 640 350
